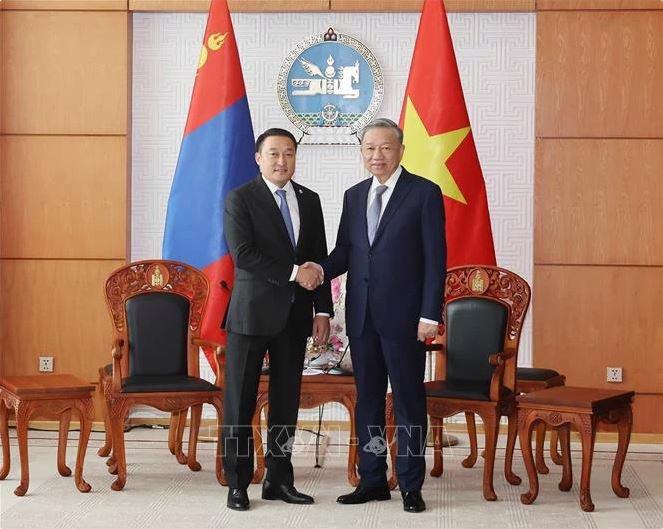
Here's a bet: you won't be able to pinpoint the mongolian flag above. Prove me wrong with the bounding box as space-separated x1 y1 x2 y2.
163 0 257 369
400 0 496 267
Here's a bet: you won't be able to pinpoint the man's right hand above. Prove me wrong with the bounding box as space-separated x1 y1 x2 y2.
296 262 324 290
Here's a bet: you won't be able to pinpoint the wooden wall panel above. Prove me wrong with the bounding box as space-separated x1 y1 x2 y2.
632 395 663 434
1 136 127 259
3 0 127 9
130 0 329 11
332 0 534 11
0 259 123 383
538 0 663 10
535 139 663 265
1 11 128 134
537 11 663 138
533 266 663 394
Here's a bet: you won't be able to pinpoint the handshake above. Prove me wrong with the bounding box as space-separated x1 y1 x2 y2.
295 262 324 291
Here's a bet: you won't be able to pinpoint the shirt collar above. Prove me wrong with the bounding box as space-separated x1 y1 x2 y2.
262 175 295 196
370 165 402 192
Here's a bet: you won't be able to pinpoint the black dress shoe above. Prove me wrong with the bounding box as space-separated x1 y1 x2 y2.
227 488 249 511
401 490 426 513
336 485 391 504
262 480 314 504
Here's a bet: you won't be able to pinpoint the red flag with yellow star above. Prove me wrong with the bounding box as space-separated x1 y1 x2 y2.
400 0 496 268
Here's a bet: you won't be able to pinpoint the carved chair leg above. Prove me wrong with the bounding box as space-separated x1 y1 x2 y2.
534 422 550 474
558 424 572 491
480 410 499 501
168 411 180 455
187 404 203 472
504 410 521 485
550 428 563 465
14 402 33 496
109 408 128 491
576 413 597 512
611 405 632 498
252 396 267 484
385 393 398 490
74 398 93 493
430 417 444 477
212 397 225 486
174 410 188 465
98 397 113 457
462 412 479 468
519 412 539 505
0 400 10 480
57 409 73 477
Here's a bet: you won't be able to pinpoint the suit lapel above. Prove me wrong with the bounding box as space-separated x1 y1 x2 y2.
357 178 372 248
372 168 414 246
254 176 295 253
292 181 307 252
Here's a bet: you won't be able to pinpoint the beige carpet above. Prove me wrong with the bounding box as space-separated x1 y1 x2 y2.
1 428 662 529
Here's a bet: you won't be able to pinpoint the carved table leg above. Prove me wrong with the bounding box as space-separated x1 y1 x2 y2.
14 401 33 496
504 410 521 485
481 410 500 501
187 404 202 472
57 408 73 477
558 424 573 491
575 413 596 512
550 429 563 465
519 410 539 505
611 405 632 498
429 416 444 477
74 398 93 492
535 422 550 474
0 398 10 480
462 412 478 468
345 394 360 488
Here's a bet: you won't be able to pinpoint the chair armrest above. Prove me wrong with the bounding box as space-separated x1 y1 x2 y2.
488 348 515 400
488 348 515 366
191 338 225 386
111 339 124 392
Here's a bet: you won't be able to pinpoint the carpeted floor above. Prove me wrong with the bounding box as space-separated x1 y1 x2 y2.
1 428 662 529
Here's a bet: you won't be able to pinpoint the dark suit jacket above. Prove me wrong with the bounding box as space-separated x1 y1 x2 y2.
223 176 333 337
323 168 446 339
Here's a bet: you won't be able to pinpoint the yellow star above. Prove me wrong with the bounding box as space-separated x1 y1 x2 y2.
401 97 470 204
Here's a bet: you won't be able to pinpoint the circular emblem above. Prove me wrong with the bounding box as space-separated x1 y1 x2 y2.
146 263 169 289
277 28 384 144
468 268 490 295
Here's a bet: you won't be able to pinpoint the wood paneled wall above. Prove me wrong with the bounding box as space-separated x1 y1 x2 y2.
535 10 663 432
0 3 129 421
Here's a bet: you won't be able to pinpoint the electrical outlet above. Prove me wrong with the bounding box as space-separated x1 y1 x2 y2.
39 356 54 373
607 367 622 383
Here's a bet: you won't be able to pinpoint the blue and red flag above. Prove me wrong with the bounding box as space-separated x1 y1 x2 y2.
163 0 257 369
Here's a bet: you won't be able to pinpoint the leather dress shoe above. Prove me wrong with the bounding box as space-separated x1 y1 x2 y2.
336 485 391 504
401 490 426 513
227 488 249 511
262 480 314 504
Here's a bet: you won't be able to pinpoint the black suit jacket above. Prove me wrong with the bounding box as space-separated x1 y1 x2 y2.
223 176 333 337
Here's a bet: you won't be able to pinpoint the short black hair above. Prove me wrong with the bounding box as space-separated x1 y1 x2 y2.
255 128 298 153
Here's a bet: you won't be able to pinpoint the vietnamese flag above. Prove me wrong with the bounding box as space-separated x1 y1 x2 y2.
400 0 496 268
162 0 257 369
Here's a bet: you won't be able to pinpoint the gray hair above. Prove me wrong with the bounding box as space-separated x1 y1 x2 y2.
358 118 404 144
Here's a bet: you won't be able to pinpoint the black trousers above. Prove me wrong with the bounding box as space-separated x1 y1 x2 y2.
349 308 428 492
222 320 307 489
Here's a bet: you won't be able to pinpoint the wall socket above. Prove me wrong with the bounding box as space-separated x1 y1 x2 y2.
38 356 54 373
607 367 622 383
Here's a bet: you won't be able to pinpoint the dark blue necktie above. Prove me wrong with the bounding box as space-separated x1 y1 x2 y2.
276 189 296 248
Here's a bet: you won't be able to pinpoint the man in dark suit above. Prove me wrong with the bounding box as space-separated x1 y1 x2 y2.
222 128 332 511
310 119 446 513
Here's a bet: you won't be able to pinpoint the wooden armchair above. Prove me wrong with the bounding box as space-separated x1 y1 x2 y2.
101 260 224 491
388 265 531 500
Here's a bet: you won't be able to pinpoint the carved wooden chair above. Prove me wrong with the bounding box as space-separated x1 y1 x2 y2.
388 265 531 500
101 260 224 491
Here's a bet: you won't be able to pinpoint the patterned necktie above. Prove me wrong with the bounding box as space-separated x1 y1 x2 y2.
367 184 388 245
275 189 296 248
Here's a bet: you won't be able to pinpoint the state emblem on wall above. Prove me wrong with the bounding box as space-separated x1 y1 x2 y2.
277 27 383 145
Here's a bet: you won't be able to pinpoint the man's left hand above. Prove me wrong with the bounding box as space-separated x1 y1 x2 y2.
312 315 330 345
417 321 438 342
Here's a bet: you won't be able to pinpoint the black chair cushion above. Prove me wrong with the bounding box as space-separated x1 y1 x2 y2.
121 375 218 393
517 367 561 381
445 298 508 383
425 379 492 401
126 292 190 377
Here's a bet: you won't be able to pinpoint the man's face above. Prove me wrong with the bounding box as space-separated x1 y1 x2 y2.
360 127 404 182
256 135 297 187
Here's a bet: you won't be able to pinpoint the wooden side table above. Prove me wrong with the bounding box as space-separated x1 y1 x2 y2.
517 386 634 512
0 374 95 496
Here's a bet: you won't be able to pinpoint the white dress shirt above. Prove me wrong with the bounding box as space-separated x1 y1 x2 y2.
367 166 437 327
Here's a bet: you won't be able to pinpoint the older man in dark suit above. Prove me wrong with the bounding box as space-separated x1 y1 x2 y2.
309 119 446 513
222 128 332 511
